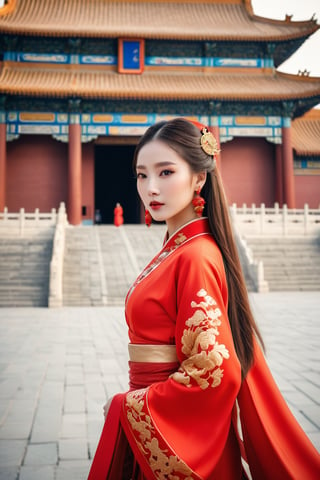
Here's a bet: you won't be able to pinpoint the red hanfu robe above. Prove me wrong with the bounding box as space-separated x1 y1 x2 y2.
88 218 320 480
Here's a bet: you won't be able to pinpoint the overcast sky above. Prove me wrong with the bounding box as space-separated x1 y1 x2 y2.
252 0 320 76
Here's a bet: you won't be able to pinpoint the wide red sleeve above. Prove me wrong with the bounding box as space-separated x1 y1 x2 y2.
237 338 320 479
120 244 243 479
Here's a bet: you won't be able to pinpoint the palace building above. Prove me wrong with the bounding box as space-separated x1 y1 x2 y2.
0 0 319 225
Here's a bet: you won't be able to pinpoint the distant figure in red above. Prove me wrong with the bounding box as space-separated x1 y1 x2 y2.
114 202 123 227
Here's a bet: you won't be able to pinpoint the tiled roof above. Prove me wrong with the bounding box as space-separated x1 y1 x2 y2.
0 0 318 41
292 109 320 155
1 62 320 101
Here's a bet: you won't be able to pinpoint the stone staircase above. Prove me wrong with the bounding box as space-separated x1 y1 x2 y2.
61 224 257 306
1 225 318 308
62 226 320 305
62 225 165 306
244 236 320 291
0 233 53 307
62 226 105 306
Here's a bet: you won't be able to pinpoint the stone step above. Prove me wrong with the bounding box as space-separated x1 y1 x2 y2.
246 246 318 254
0 287 48 295
268 284 320 291
0 245 52 250
266 278 320 284
242 233 320 291
250 256 319 264
0 287 49 295
0 297 48 304
0 257 52 263
0 262 51 268
263 252 316 259
262 267 320 273
247 254 318 262
248 251 319 258
0 256 50 263
246 236 319 242
0 282 49 289
263 265 320 272
0 269 50 276
259 257 320 274
264 279 320 286
62 283 102 290
0 233 53 306
268 284 320 288
263 276 320 282
63 226 111 306
0 299 48 307
0 267 50 275
64 298 105 307
267 282 320 287
0 250 52 256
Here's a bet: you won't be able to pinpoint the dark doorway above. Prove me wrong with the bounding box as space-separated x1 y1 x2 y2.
95 144 141 224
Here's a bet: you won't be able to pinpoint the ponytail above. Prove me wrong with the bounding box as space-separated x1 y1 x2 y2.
204 169 264 377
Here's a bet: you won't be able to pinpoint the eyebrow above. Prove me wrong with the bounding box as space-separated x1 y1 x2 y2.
136 161 176 170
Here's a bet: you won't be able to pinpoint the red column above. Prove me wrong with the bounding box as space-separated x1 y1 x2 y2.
68 119 82 225
211 125 221 172
275 144 283 206
0 120 6 212
282 119 295 208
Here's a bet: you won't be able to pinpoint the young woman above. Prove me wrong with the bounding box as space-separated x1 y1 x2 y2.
88 118 319 479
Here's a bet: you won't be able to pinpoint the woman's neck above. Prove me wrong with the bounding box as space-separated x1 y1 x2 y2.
165 215 203 240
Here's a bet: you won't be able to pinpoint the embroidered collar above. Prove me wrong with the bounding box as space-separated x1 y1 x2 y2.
163 217 210 249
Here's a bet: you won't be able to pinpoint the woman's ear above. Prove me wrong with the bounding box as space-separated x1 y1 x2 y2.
195 171 207 191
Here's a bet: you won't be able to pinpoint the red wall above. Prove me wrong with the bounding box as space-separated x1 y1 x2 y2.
220 137 275 207
295 175 320 208
5 134 318 216
7 135 68 212
6 135 96 221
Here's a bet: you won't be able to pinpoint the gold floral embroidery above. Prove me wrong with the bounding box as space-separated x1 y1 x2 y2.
174 233 187 245
171 289 229 389
126 389 195 479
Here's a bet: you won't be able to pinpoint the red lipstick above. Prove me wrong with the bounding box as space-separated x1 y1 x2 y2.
149 201 164 210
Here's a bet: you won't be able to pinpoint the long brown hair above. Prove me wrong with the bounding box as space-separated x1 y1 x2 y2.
133 118 264 377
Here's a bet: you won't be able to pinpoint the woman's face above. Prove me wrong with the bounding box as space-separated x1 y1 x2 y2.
136 140 204 235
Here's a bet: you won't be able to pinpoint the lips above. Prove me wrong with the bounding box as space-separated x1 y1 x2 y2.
149 201 164 210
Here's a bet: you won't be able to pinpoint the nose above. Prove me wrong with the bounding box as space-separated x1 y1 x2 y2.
147 177 160 196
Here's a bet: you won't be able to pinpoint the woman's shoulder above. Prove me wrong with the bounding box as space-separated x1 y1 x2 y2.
180 231 219 252
176 232 223 267
172 233 227 291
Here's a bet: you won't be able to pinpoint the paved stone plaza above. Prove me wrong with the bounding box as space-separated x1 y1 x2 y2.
0 292 319 479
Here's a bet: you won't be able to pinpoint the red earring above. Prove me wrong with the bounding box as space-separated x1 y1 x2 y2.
192 188 206 217
145 209 152 227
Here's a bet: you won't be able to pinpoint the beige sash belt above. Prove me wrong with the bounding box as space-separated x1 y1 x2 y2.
128 344 178 363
